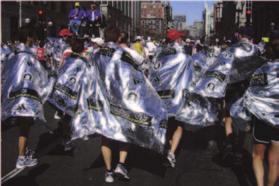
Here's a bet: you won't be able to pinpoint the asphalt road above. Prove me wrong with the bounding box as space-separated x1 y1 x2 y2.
2 103 257 186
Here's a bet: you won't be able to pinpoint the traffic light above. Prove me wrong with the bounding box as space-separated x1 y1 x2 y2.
38 9 43 15
37 9 45 22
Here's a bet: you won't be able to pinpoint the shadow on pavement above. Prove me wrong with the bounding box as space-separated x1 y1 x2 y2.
230 150 256 186
3 164 50 186
128 145 168 177
83 140 168 177
34 130 74 158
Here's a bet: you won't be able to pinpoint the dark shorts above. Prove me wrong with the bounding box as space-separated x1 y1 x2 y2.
166 117 184 142
253 117 279 144
167 117 184 128
15 116 34 137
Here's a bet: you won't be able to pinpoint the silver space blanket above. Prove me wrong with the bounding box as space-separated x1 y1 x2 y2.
175 51 219 127
71 43 168 153
2 43 55 121
45 37 69 69
148 43 192 116
231 62 279 128
48 53 90 117
195 41 265 98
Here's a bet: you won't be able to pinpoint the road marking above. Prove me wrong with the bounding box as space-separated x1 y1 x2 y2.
1 168 25 184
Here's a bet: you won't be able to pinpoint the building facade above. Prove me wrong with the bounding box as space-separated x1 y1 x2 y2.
173 15 187 31
212 0 254 40
2 1 72 41
203 2 214 42
188 21 204 39
252 2 279 40
100 1 141 39
140 1 171 40
1 1 142 41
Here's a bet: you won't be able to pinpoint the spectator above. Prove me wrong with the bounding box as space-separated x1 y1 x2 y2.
68 2 86 35
146 36 157 60
184 38 192 55
132 36 145 57
36 40 47 69
86 2 102 37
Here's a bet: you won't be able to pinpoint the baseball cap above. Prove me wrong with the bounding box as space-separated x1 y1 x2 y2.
91 37 104 46
167 29 185 41
58 28 73 37
74 2 80 7
135 36 142 41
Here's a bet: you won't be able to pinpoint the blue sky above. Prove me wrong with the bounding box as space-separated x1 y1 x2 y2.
171 1 216 26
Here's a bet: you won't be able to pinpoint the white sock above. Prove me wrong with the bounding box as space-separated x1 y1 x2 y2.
18 155 25 160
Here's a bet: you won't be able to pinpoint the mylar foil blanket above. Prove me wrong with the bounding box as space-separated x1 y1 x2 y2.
1 44 55 121
149 43 192 116
230 97 252 131
70 65 95 140
1 44 12 63
188 51 217 91
175 90 219 127
45 37 69 69
243 62 279 127
195 41 265 98
48 54 89 117
91 44 168 153
175 52 219 127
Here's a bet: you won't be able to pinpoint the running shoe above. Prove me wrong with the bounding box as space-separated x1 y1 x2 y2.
114 163 130 181
54 111 61 120
16 156 38 169
105 171 114 183
167 151 176 168
63 140 73 151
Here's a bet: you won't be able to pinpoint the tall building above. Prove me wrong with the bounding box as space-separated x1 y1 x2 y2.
100 1 141 39
235 0 252 27
140 1 170 39
188 21 204 39
173 15 186 31
252 2 279 40
1 1 142 41
203 2 214 42
212 0 253 40
2 1 72 41
213 1 223 38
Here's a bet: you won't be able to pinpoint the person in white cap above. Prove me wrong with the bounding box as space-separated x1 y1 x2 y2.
85 37 104 57
132 36 145 57
146 36 157 60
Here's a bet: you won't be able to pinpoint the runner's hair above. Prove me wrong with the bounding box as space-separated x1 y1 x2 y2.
118 32 128 44
104 26 121 43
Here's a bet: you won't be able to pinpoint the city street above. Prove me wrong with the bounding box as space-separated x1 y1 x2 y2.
2 103 256 186
2 1 279 186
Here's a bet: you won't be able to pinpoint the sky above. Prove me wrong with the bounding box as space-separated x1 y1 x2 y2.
171 1 216 26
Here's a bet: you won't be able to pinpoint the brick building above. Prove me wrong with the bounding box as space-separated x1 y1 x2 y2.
140 1 171 39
